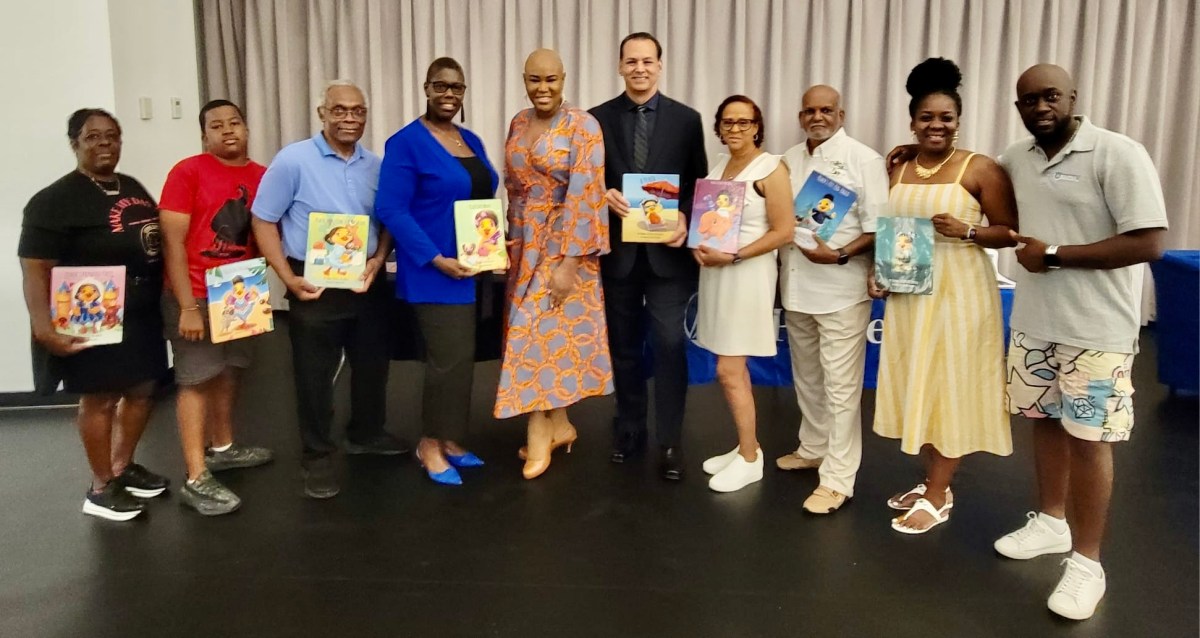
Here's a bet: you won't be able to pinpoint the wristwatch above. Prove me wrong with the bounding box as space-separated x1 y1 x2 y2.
731 251 743 265
836 248 850 265
1044 245 1062 269
964 226 977 242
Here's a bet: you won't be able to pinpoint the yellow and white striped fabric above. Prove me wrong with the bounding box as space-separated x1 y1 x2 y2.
873 154 1012 458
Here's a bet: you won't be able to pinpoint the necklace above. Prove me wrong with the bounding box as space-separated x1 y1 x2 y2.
913 148 957 179
425 119 464 148
80 170 120 196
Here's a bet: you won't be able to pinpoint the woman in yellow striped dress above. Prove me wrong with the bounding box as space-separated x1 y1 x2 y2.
871 58 1019 534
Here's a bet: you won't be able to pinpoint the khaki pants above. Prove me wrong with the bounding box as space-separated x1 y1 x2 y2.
784 300 872 496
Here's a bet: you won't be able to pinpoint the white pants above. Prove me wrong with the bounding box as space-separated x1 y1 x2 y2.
784 301 871 497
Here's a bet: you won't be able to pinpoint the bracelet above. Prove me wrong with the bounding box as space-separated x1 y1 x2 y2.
181 306 200 312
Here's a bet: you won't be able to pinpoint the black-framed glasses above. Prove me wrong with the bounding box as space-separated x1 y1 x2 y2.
1017 90 1065 108
81 131 121 144
324 106 368 120
429 81 467 96
719 118 756 132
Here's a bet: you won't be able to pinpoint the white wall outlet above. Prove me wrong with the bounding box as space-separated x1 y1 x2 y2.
170 97 182 119
138 96 152 120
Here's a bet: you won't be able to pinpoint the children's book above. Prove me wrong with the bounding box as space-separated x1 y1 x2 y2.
793 171 857 241
874 217 935 295
304 212 370 289
454 199 508 271
50 266 126 345
205 257 273 344
622 174 681 243
687 179 746 254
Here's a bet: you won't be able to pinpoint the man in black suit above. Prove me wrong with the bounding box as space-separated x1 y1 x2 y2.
589 32 708 480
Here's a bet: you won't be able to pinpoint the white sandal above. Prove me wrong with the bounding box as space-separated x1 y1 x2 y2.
887 483 954 511
891 497 951 535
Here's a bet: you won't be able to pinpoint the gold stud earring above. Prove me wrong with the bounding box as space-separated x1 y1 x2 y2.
953 131 960 144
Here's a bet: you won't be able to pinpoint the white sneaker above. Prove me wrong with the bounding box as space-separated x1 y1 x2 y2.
994 512 1072 560
708 449 763 493
702 447 741 475
1047 557 1106 620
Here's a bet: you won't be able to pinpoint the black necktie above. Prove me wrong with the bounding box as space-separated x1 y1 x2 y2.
633 105 649 171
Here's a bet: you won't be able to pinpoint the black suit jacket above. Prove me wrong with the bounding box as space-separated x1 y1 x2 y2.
589 93 709 280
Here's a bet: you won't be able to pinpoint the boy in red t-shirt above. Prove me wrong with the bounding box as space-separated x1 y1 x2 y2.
159 100 273 515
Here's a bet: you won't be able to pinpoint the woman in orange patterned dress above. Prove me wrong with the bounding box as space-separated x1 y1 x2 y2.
496 49 613 479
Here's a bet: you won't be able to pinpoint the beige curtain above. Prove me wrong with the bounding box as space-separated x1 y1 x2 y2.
198 0 1199 253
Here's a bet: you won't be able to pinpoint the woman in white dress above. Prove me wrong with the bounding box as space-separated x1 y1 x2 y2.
695 95 793 492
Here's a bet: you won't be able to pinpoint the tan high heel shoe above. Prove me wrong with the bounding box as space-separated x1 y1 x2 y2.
521 424 560 480
517 425 577 461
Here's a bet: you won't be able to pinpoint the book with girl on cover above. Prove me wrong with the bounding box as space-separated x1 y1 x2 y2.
686 179 746 254
304 212 370 288
454 199 508 271
621 174 681 243
50 266 126 345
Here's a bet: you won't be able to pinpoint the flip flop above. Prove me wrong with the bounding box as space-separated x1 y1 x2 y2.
891 497 951 535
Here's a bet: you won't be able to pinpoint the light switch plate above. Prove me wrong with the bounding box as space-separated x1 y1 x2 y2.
170 97 182 119
138 97 152 120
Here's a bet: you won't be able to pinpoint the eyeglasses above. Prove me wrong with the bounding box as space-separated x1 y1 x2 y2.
429 81 467 96
719 119 757 132
324 106 368 120
1017 90 1065 108
81 131 120 144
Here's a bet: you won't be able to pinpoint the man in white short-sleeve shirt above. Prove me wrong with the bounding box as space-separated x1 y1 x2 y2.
777 85 889 514
993 64 1167 621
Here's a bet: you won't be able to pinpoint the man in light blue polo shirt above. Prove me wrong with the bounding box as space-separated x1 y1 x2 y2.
995 64 1167 621
251 80 404 500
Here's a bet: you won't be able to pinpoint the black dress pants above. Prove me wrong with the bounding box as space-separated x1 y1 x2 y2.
602 249 696 448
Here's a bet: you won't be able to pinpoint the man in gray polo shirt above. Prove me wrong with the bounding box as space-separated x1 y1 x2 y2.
995 64 1167 621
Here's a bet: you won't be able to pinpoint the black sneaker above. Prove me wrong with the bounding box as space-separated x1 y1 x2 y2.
116 463 170 498
206 444 275 472
344 432 409 456
180 470 241 516
82 481 145 521
301 456 339 499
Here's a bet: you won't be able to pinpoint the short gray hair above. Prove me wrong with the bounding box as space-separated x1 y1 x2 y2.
316 79 370 110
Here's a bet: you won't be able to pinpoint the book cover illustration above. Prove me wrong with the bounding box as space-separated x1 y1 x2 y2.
874 217 935 295
304 212 370 289
454 199 508 271
205 257 273 344
687 179 746 254
793 170 857 241
622 173 681 243
50 266 126 345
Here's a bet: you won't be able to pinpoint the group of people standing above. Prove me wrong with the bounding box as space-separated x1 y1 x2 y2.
19 31 1167 622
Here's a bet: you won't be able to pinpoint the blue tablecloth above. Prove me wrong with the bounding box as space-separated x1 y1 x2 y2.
1150 251 1199 395
683 288 1015 388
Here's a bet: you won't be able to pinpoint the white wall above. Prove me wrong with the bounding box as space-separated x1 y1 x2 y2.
0 0 200 393
108 0 203 198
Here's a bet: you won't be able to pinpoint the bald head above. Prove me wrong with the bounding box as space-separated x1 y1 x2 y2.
800 84 845 148
523 48 566 115
525 48 564 76
1016 64 1075 96
1014 64 1077 142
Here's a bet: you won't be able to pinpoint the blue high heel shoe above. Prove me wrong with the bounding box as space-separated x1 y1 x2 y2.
445 451 485 468
416 449 463 486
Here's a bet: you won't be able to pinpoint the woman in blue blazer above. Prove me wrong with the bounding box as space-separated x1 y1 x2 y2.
376 57 499 485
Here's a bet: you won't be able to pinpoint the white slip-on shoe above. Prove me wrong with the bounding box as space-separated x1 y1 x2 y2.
708 448 763 493
702 447 742 475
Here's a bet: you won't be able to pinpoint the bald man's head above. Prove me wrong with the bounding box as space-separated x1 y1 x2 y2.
1014 64 1077 141
800 84 845 147
524 48 566 115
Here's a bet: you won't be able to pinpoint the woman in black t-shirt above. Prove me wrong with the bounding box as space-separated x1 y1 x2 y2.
19 109 169 521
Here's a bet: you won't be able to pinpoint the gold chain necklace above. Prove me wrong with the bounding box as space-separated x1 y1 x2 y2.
80 170 121 195
425 119 464 148
913 148 956 179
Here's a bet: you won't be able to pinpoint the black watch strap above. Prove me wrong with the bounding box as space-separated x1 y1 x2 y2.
836 248 850 265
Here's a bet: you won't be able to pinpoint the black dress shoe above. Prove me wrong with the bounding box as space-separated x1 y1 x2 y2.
610 431 646 464
660 447 684 481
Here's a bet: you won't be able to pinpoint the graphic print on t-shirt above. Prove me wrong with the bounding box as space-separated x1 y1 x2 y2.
201 184 252 259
